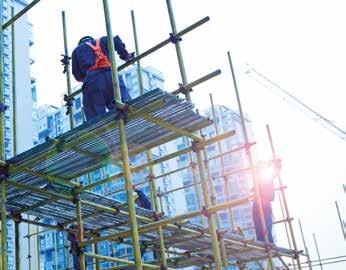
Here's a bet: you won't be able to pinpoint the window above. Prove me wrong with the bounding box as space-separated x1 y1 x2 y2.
75 97 81 110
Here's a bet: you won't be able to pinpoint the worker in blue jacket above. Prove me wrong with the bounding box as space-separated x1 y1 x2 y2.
72 35 134 121
252 162 275 243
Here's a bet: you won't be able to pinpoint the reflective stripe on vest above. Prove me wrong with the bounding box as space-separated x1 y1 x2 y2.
86 38 111 70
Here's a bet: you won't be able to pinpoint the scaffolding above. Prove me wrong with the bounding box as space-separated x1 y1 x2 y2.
0 1 307 270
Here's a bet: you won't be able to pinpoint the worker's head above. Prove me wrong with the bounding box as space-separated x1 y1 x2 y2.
78 36 94 45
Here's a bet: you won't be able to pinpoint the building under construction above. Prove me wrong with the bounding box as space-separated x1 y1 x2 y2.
0 1 311 270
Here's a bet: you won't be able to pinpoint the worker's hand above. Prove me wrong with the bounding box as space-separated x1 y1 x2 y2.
120 52 135 62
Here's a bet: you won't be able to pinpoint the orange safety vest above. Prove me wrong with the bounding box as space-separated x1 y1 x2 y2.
85 38 111 70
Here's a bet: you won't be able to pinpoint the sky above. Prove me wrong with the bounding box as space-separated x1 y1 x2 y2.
28 0 346 269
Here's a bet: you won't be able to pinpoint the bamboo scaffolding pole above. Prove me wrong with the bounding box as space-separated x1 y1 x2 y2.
80 196 250 247
335 201 346 240
209 93 235 229
266 124 302 270
278 191 296 270
69 16 211 99
53 230 59 270
312 233 323 270
61 11 74 128
0 1 7 268
27 215 32 270
227 51 274 270
15 221 20 270
131 10 167 267
202 147 229 268
84 253 165 270
165 0 204 226
102 1 142 269
298 220 313 270
36 226 41 270
11 6 17 156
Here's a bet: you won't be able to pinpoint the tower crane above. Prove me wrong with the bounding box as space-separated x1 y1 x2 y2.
245 64 346 141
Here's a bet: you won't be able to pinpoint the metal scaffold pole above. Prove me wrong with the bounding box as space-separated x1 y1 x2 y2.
298 219 313 270
209 93 236 229
266 124 302 270
131 10 167 267
165 1 222 268
165 0 203 226
313 233 323 270
61 11 74 128
227 51 274 270
0 1 8 268
202 147 229 268
102 0 142 269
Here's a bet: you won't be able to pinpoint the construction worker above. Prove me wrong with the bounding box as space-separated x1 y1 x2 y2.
252 161 275 243
67 224 90 269
72 35 134 121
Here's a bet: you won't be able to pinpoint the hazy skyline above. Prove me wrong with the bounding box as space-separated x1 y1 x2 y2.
28 1 346 269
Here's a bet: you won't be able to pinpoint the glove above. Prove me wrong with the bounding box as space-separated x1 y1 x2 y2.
120 52 135 61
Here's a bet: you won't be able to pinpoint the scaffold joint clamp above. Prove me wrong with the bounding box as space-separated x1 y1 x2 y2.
201 206 210 217
169 33 182 44
178 83 192 95
0 163 9 182
63 94 75 115
114 102 130 123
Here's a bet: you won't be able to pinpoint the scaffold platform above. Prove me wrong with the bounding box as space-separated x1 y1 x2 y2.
1 89 298 269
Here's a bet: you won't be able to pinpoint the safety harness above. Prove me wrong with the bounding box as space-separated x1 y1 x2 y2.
85 38 111 70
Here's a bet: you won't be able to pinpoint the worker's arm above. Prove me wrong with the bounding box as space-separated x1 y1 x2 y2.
135 189 152 210
71 49 85 82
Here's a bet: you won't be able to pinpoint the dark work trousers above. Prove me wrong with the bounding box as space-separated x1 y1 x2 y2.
70 242 82 270
82 68 131 121
252 201 274 243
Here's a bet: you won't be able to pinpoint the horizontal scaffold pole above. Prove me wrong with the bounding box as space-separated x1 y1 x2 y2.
76 130 235 192
69 17 210 99
84 253 169 270
80 196 250 247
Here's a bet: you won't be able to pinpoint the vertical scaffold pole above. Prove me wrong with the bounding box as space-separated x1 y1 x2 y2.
102 1 142 269
165 1 221 267
298 219 313 270
165 0 190 101
131 10 167 267
266 125 302 270
227 51 274 270
165 0 203 224
209 93 235 229
93 235 100 270
11 6 20 270
36 226 40 270
202 147 228 268
61 11 74 128
196 148 222 270
312 233 323 270
11 7 17 155
27 216 31 270
335 201 346 240
0 1 8 269
75 195 86 270
15 221 20 270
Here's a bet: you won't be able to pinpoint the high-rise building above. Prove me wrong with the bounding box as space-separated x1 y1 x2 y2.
1 0 36 269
